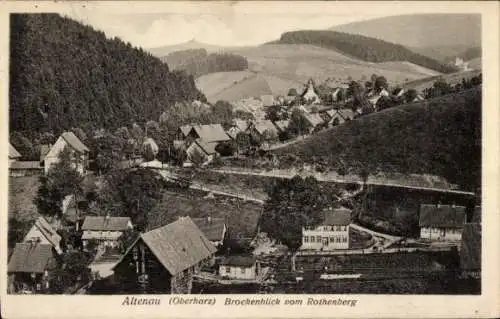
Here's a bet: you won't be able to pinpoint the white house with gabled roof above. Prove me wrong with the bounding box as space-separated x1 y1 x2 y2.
42 131 90 175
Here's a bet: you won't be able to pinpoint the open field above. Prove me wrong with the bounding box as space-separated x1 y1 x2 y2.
196 44 441 103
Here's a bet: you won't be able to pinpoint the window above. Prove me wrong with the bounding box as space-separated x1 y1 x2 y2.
310 236 315 243
241 267 245 275
330 237 335 244
342 237 347 242
225 266 230 273
336 226 341 231
336 237 341 243
304 236 309 243
316 236 321 243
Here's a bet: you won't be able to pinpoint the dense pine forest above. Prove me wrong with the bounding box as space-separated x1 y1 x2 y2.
270 30 458 74
162 48 249 78
9 13 206 137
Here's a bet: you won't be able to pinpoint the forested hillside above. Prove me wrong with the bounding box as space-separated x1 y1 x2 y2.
445 46 481 63
274 87 481 191
9 14 206 137
162 48 248 78
270 31 457 74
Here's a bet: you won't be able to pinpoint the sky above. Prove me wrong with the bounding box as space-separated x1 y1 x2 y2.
59 1 478 49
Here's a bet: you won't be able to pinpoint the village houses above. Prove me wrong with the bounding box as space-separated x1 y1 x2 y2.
326 108 355 126
42 131 90 175
219 255 258 280
301 207 351 251
8 241 60 294
112 216 216 294
419 204 467 241
192 216 227 248
81 216 133 251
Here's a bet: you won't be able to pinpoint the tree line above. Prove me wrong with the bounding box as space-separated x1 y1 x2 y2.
163 48 249 78
9 13 206 139
272 30 458 73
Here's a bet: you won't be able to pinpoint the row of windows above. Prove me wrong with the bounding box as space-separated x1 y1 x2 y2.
303 236 348 243
304 225 348 231
224 266 248 275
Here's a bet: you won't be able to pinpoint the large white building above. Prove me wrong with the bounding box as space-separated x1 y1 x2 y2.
419 204 467 241
42 131 89 175
301 207 351 251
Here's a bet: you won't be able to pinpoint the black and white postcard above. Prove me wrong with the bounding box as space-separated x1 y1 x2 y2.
1 1 499 318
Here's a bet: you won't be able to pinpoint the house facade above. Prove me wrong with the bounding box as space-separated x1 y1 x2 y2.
219 255 257 280
113 217 216 294
9 161 43 177
301 207 351 250
43 131 89 175
81 216 133 250
301 79 321 105
9 143 21 165
185 139 217 165
327 109 355 126
7 242 59 294
419 204 466 241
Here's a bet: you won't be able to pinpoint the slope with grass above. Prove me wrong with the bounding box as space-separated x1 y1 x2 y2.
270 31 456 73
196 44 442 103
273 87 482 191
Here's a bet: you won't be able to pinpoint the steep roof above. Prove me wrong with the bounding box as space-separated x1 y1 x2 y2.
192 139 217 155
9 143 21 159
191 124 231 143
220 255 256 267
233 119 250 132
419 204 467 228
460 223 481 271
61 131 90 153
260 94 275 107
273 120 290 132
24 217 62 254
135 217 216 276
8 243 56 273
82 216 132 231
253 120 278 135
303 113 325 127
323 207 351 226
191 217 226 242
180 125 194 137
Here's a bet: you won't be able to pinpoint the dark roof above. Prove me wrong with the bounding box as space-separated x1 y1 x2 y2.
9 161 42 169
9 143 21 158
180 125 195 137
323 207 351 225
131 217 216 275
472 206 481 223
82 216 131 231
191 217 226 242
460 223 481 271
8 243 56 273
190 124 231 143
61 131 90 153
220 255 256 267
40 144 51 161
419 204 467 228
